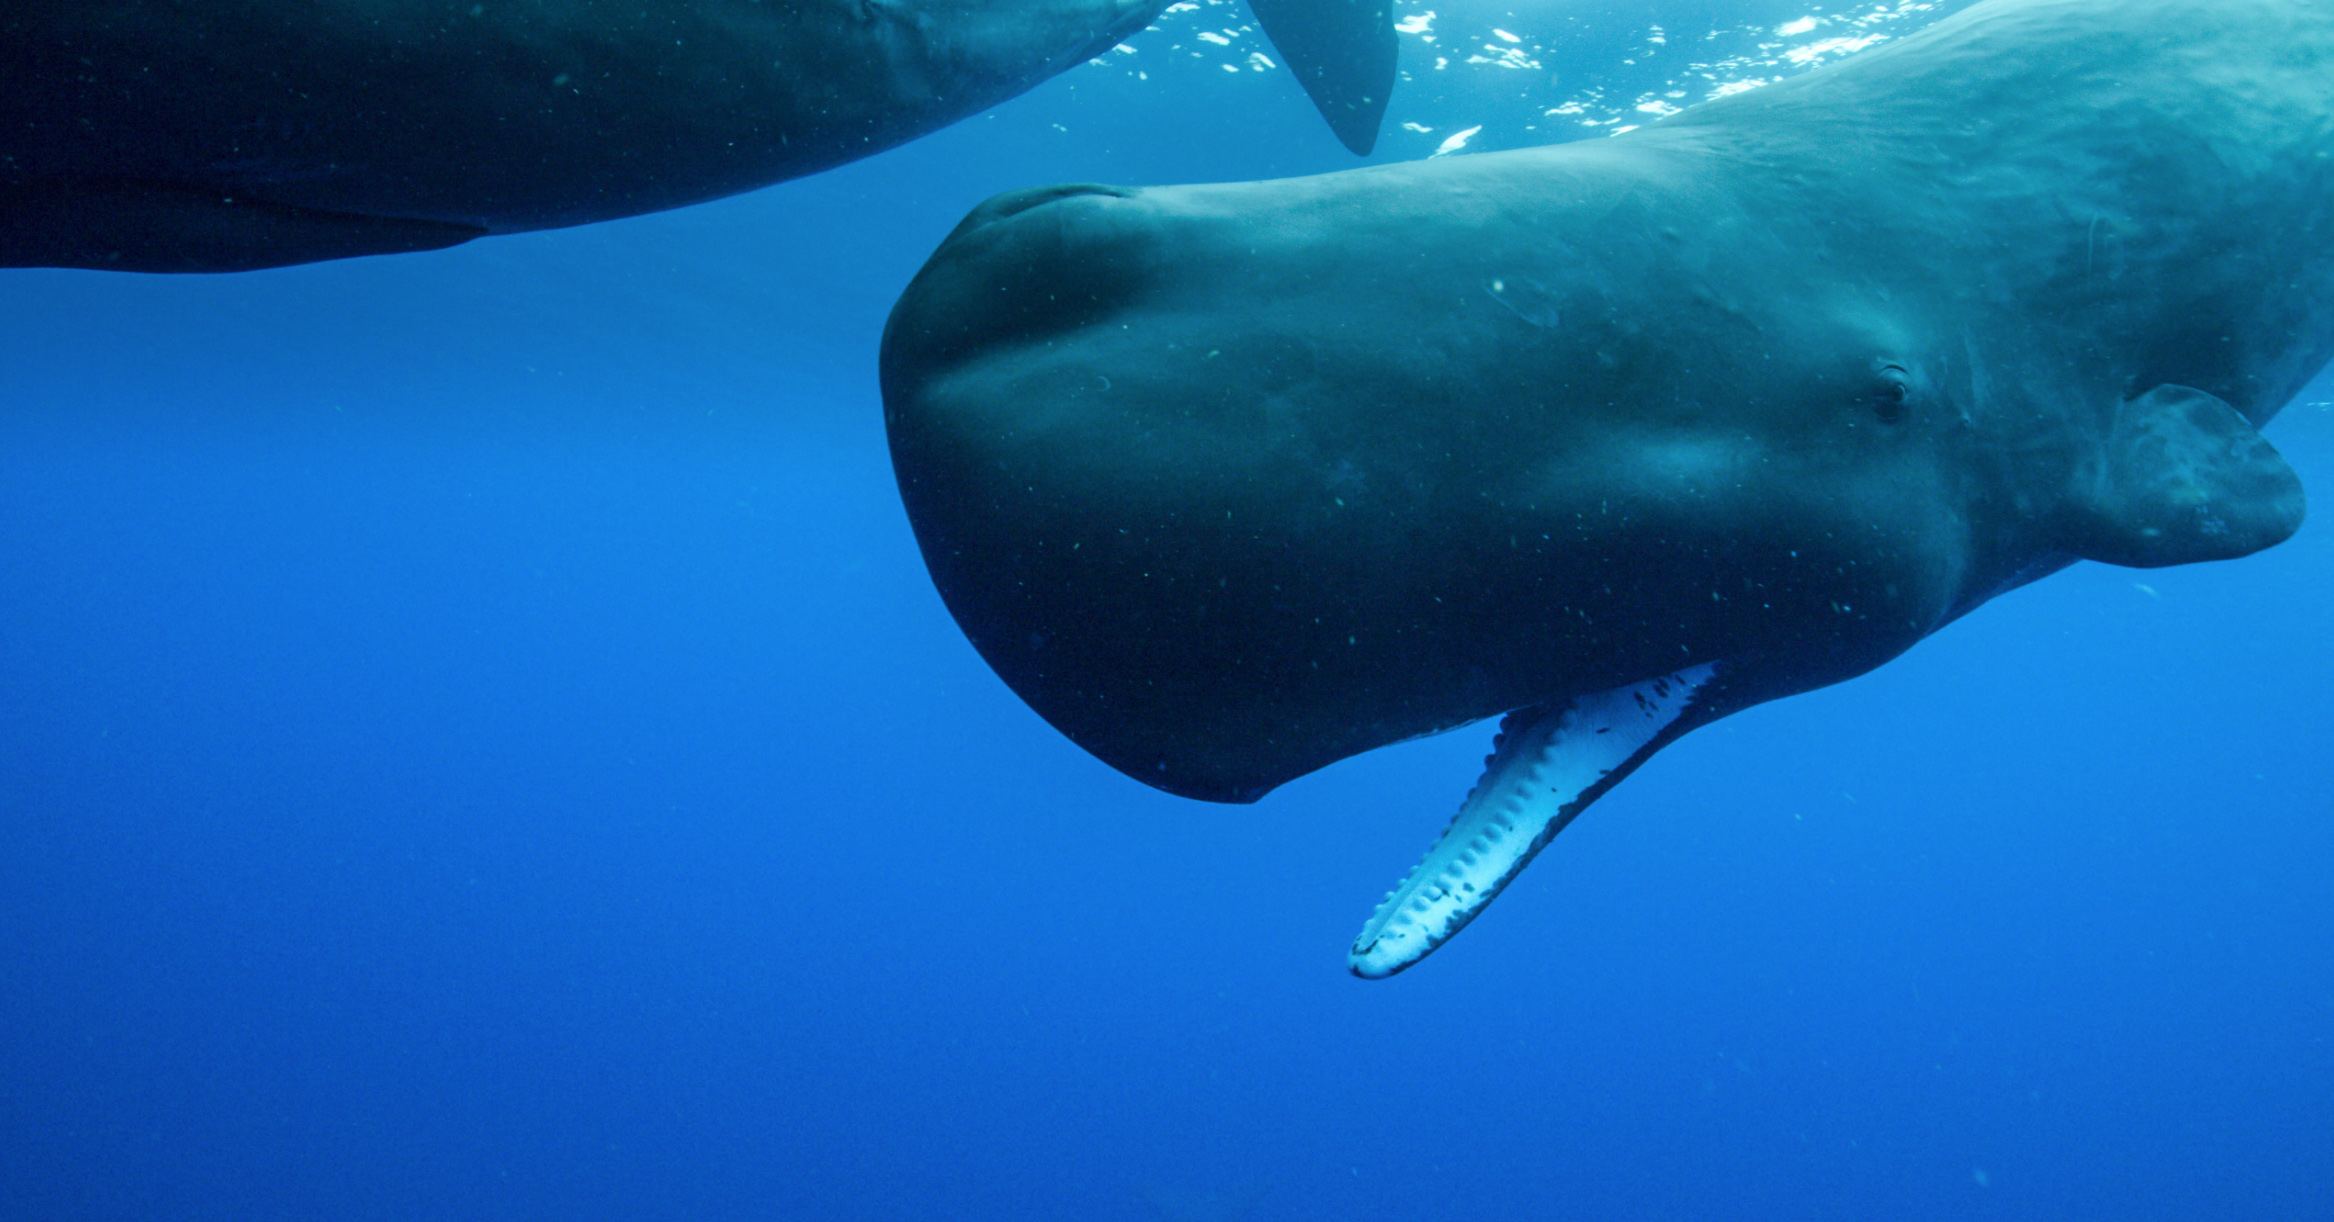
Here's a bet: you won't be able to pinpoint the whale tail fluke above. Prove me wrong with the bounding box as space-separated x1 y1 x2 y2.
1248 0 1397 155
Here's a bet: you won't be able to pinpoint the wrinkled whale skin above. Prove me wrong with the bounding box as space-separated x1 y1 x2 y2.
883 0 2327 811
0 0 1390 271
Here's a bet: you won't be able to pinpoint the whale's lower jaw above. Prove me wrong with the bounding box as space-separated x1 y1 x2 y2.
1348 663 1720 979
0 179 486 273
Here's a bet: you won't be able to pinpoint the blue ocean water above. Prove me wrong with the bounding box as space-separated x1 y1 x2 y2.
4 4 2331 1219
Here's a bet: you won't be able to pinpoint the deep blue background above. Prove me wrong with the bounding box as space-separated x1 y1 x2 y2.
3 4 2329 1219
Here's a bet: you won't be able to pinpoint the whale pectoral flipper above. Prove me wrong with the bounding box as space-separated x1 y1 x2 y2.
1348 663 1721 979
1247 0 1397 155
2063 384 2307 568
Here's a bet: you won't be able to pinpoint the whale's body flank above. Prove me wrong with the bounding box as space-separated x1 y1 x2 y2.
0 0 1393 271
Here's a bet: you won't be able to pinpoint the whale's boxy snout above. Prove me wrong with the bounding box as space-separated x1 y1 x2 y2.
939 182 1137 244
883 182 1159 395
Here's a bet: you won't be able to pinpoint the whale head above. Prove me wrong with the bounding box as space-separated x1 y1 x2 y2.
885 151 2029 802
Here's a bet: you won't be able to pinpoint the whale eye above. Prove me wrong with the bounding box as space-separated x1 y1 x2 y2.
1869 364 1913 423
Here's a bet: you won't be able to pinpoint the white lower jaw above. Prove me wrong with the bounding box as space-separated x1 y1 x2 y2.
1348 662 1718 979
